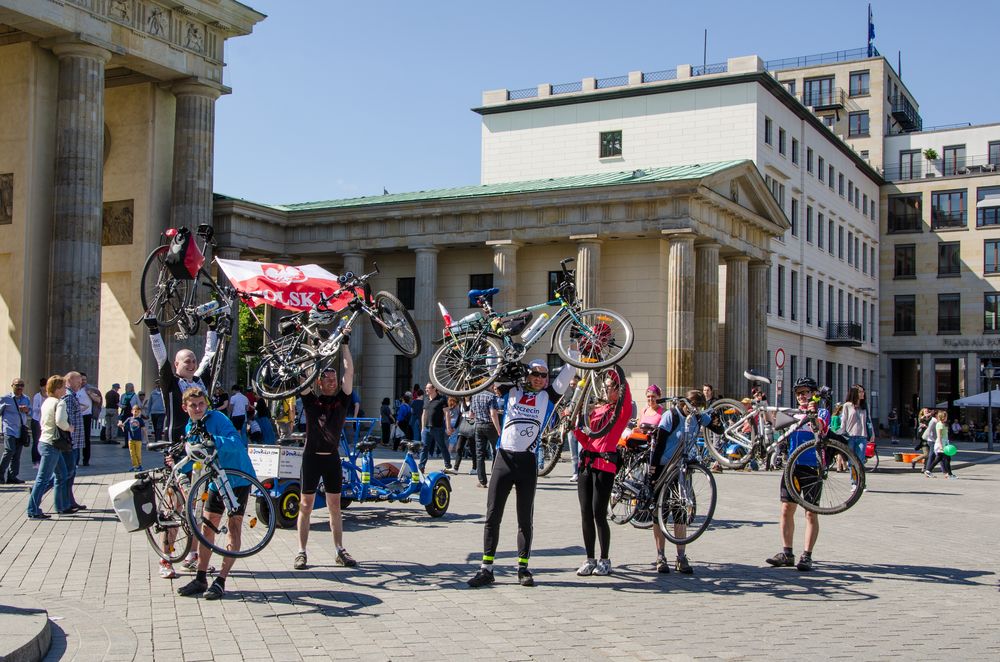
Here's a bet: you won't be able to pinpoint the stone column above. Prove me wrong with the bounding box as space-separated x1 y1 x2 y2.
572 235 602 309
724 256 750 399
169 80 222 232
216 247 243 389
664 232 696 395
413 247 439 385
487 240 521 313
966 351 980 396
747 261 770 381
342 252 367 382
46 42 112 377
920 352 936 408
694 243 720 389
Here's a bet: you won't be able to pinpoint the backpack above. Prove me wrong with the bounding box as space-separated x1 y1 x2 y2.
163 227 205 280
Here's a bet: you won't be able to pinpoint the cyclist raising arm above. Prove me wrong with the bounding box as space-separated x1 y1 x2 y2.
468 358 574 588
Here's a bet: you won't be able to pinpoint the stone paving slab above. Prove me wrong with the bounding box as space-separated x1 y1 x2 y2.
0 595 50 662
0 441 998 661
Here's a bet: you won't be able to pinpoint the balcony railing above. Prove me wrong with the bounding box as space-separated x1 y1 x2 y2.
932 210 967 229
826 322 863 346
882 154 999 182
891 94 923 132
801 88 846 110
765 46 878 72
888 214 922 233
692 62 728 76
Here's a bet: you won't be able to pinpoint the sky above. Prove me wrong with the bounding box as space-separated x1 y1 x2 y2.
214 0 1000 206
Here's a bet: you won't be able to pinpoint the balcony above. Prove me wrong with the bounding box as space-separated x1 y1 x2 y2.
826 322 863 347
932 210 967 230
801 88 845 110
888 213 922 233
891 94 923 132
882 154 999 182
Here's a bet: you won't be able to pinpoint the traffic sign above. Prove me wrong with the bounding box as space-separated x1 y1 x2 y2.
775 348 785 370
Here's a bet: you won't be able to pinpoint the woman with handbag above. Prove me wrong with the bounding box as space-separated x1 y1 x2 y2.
26 375 74 519
452 397 477 474
840 385 873 465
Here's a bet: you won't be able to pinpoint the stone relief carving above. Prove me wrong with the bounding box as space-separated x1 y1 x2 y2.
110 0 130 22
0 173 12 225
147 7 166 36
185 22 203 52
102 199 134 246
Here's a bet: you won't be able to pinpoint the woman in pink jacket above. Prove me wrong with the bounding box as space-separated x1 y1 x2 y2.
573 370 632 577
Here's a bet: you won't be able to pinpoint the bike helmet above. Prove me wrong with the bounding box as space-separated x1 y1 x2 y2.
793 376 818 391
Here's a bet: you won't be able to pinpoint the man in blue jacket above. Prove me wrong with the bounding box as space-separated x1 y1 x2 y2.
175 387 256 600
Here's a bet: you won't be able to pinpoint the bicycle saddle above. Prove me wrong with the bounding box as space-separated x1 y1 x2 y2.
743 370 772 385
402 439 424 453
356 439 378 453
147 441 172 452
467 288 499 306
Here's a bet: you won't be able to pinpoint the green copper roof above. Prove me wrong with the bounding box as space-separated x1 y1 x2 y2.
248 160 748 212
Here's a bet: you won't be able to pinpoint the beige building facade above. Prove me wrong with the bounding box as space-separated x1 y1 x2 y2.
0 0 263 386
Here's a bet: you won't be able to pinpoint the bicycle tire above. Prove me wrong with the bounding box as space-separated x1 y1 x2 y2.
865 445 879 473
252 336 321 399
608 458 647 525
186 469 277 558
537 432 563 477
429 332 504 397
374 291 421 358
144 474 193 563
705 399 756 469
656 462 717 545
554 308 634 369
140 245 191 328
578 365 625 438
783 438 865 515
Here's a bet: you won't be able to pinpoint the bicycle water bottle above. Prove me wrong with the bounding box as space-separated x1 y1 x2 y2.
521 313 549 343
457 311 482 325
193 300 220 317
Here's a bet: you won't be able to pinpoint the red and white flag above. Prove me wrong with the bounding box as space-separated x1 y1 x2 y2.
216 258 353 312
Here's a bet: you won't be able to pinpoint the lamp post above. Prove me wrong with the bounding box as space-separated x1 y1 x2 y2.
986 362 996 452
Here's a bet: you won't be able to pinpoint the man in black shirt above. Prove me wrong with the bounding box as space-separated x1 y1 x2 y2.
418 383 455 473
293 344 359 570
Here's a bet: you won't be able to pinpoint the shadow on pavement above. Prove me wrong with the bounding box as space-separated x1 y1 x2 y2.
332 507 482 531
238 588 382 618
42 620 65 661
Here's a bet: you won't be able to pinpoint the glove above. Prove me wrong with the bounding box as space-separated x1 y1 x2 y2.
143 315 160 332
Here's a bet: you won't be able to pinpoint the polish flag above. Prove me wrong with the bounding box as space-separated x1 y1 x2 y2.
216 258 354 312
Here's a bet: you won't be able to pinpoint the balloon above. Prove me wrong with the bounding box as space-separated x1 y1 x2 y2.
942 444 957 457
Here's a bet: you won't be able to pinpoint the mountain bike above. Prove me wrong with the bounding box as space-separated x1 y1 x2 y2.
536 364 626 476
429 258 633 397
252 265 420 399
780 409 865 515
706 371 796 470
138 442 197 563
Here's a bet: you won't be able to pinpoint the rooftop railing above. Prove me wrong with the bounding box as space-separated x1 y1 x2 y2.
764 46 878 72
882 154 1000 182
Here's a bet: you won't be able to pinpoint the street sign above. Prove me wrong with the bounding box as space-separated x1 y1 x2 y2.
775 348 785 370
776 369 784 403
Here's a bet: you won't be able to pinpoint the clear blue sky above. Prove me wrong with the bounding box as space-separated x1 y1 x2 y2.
215 0 999 206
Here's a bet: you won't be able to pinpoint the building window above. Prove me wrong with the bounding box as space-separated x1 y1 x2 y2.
548 271 562 300
778 128 787 155
938 243 961 277
764 117 773 145
977 186 1000 227
848 181 854 204
862 302 868 341
397 277 415 310
828 219 835 254
985 240 1000 274
854 236 860 268
931 189 967 229
806 357 813 381
806 147 814 173
803 77 835 107
818 156 825 183
777 265 785 318
828 284 834 326
829 165 835 190
817 212 824 248
894 245 916 278
990 141 1000 166
791 138 799 164
986 293 1000 333
806 275 813 325
942 144 966 176
469 273 494 307
860 149 869 160
599 130 622 158
938 293 961 334
862 241 868 274
870 247 875 277
863 193 868 214
394 355 413 403
870 199 876 221
838 173 845 196
848 111 870 136
849 70 870 96
817 280 824 327
870 301 875 340
838 225 845 259
888 194 922 233
894 295 916 335
790 198 799 236
783 80 797 96
822 115 835 128
766 266 772 314
847 231 854 265
790 270 798 321
899 150 921 180
806 205 814 243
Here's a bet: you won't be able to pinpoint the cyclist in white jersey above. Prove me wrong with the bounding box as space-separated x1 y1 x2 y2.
468 358 574 588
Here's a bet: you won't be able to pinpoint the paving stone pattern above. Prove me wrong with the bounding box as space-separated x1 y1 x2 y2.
0 443 998 661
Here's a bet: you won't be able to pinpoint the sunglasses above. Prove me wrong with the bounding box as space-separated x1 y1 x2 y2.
528 371 548 378
13 383 24 387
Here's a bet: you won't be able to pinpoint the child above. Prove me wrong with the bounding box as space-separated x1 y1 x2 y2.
121 404 146 471
248 410 263 444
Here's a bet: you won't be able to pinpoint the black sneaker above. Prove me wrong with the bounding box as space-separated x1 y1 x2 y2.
675 556 694 574
467 567 495 588
203 579 226 600
766 552 795 567
517 567 535 587
796 555 814 571
177 578 208 597
336 549 358 568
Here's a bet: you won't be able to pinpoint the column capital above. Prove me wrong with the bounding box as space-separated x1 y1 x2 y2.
570 234 602 244
412 245 439 255
47 40 112 64
486 239 523 248
724 254 751 264
170 77 226 99
748 259 770 271
341 250 367 259
661 229 697 243
216 246 243 260
694 241 722 250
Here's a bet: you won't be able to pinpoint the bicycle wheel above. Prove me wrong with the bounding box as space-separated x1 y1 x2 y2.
578 365 625 438
536 426 564 477
705 399 755 469
374 291 421 358
429 332 504 396
656 462 717 545
554 308 634 369
140 245 191 328
608 459 646 525
252 336 320 399
144 474 193 563
865 445 879 473
186 469 276 558
783 439 865 515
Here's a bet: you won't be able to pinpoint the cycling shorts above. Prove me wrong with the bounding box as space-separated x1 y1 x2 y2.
301 452 343 495
205 484 251 517
780 465 824 505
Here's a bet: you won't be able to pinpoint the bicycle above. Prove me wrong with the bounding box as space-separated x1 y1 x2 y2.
706 371 794 471
429 258 634 397
137 442 196 564
252 265 420 399
536 364 626 477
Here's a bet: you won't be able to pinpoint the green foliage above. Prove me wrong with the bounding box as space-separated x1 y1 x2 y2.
923 148 938 161
238 302 263 389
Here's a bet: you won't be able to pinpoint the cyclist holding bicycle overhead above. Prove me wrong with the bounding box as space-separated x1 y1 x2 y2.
468 358 574 588
766 376 829 572
175 387 256 600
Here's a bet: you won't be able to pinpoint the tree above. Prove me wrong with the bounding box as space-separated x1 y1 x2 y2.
238 302 263 390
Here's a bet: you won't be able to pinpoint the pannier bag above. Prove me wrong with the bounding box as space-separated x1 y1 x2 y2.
108 478 157 532
164 227 206 280
496 311 532 336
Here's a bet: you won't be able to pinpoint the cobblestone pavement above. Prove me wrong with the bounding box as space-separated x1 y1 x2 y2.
0 441 998 661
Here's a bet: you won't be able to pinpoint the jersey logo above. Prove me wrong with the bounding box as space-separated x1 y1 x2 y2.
518 393 537 406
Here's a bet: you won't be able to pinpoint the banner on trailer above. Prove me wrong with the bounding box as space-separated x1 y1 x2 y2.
216 258 353 311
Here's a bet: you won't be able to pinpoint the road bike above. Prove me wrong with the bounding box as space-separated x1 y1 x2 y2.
252 265 420 399
536 364 625 476
429 258 633 397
